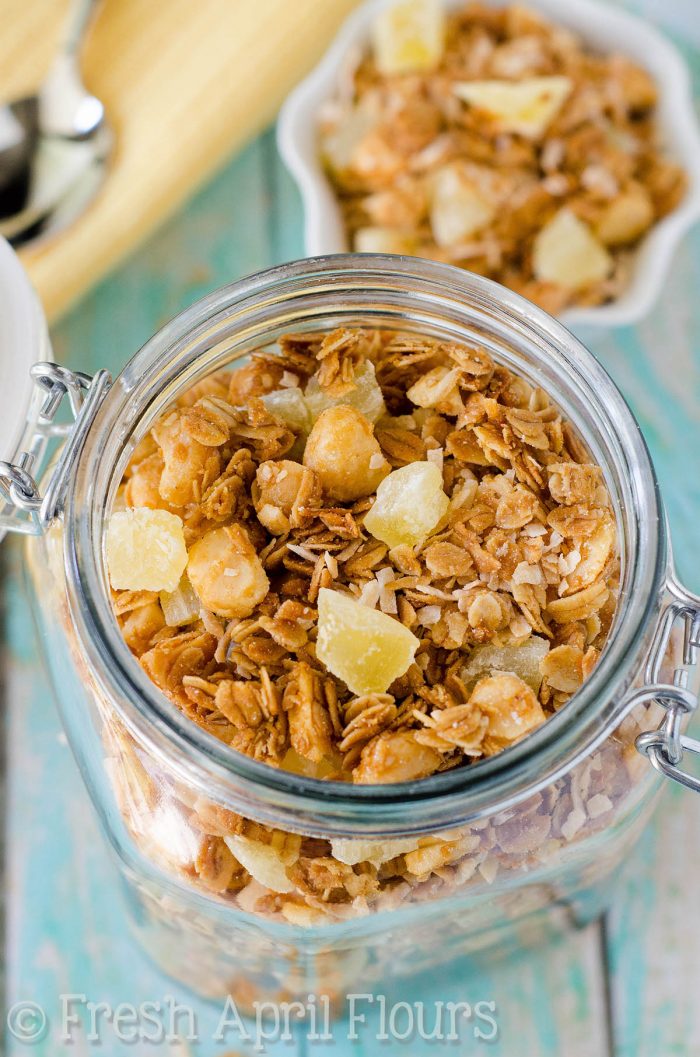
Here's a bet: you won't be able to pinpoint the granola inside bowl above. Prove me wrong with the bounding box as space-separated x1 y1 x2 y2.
279 0 700 324
108 325 619 785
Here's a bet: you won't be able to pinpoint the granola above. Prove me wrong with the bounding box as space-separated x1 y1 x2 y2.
319 0 687 312
110 326 618 787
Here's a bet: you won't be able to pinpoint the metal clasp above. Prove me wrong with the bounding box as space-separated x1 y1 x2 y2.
0 362 111 536
633 579 700 792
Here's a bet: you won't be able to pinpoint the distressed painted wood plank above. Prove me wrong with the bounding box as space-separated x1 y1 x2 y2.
51 132 280 375
290 923 610 1056
606 787 700 1057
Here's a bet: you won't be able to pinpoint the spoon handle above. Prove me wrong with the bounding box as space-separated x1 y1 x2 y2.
61 0 100 58
39 0 105 140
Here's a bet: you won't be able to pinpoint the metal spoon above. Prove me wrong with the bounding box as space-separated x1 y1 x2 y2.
0 0 111 247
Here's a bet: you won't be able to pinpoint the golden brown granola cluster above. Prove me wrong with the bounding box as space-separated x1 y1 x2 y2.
111 326 618 788
319 1 687 313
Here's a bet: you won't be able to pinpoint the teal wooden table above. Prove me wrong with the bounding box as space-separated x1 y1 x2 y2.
4 4 700 1052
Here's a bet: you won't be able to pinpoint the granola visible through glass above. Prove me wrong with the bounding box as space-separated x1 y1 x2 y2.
108 327 619 785
98 324 649 926
319 0 687 314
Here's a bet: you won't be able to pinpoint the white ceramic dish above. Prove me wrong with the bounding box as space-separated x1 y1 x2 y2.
0 237 49 467
278 0 700 327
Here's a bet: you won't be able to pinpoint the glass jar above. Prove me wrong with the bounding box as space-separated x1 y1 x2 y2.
5 255 700 1008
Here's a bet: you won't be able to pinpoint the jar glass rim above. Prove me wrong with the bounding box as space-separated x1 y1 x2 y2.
63 255 666 835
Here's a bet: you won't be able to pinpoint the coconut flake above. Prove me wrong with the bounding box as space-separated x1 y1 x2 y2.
546 530 564 551
478 858 499 884
286 542 317 563
509 613 532 640
453 580 482 602
586 793 613 819
414 583 454 601
417 605 442 626
541 137 564 171
225 836 295 893
561 807 586 841
324 551 338 578
521 522 547 537
512 561 543 585
541 174 569 196
559 549 581 576
358 580 381 609
581 164 619 198
375 566 398 614
425 446 444 471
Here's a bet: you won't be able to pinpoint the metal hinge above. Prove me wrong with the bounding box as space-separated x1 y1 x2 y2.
0 362 111 536
634 581 700 792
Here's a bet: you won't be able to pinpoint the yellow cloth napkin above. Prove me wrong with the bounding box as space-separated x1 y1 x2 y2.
3 0 361 319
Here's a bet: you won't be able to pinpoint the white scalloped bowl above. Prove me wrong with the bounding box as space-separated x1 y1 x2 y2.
278 0 700 328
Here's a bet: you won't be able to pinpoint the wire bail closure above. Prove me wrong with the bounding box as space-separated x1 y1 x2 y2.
633 582 700 791
0 362 111 536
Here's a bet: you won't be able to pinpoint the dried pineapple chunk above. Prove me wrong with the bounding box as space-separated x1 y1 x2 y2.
305 360 386 424
321 98 378 178
595 182 654 246
331 836 421 866
462 637 550 693
430 165 495 247
106 508 187 593
364 462 449 548
354 226 418 255
317 587 419 695
282 748 337 779
453 76 572 139
372 0 445 76
224 835 295 894
533 208 613 290
261 386 312 433
160 575 200 627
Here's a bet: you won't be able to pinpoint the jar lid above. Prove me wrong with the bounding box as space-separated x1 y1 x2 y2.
0 238 47 459
0 237 50 541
